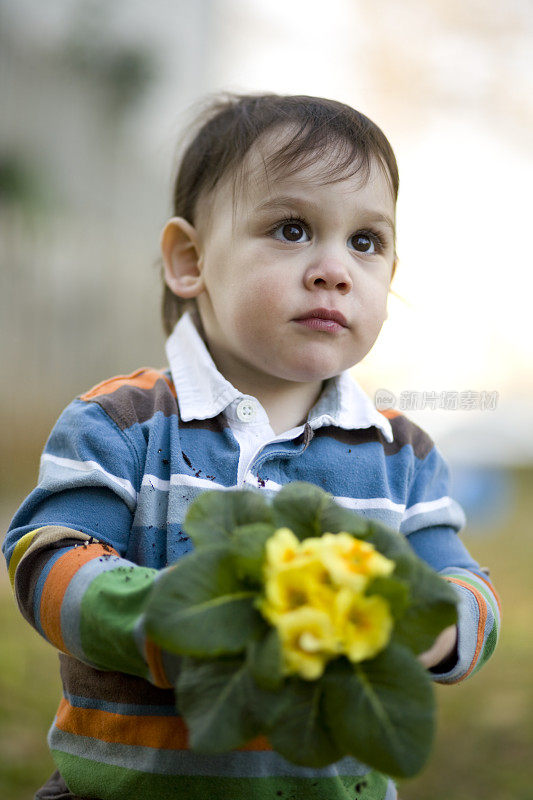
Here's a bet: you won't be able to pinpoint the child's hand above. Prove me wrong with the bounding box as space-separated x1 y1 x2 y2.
418 625 458 670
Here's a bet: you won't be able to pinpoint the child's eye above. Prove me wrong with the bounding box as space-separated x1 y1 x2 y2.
348 231 385 254
271 219 310 243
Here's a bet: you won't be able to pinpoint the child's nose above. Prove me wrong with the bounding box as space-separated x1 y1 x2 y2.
303 255 353 294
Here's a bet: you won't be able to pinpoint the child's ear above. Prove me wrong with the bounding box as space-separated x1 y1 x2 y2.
160 217 204 298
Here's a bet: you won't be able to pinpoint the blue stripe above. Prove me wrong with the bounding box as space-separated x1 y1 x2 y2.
61 555 133 660
33 547 73 637
64 692 177 717
49 727 370 778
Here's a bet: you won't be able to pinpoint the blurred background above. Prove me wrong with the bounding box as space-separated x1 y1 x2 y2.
1 0 532 797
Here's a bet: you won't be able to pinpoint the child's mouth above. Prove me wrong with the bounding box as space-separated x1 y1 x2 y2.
294 308 348 332
295 318 345 332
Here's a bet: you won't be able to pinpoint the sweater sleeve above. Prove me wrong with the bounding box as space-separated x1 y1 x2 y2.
402 443 501 684
2 398 178 689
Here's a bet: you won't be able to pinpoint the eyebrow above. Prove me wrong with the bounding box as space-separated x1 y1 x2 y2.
254 195 396 238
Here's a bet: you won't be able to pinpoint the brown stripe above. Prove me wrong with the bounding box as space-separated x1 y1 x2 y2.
178 415 231 432
314 425 381 447
314 416 433 460
59 654 176 707
83 375 179 431
84 376 229 433
385 414 434 459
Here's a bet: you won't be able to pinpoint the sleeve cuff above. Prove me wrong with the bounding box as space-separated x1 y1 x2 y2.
430 581 484 684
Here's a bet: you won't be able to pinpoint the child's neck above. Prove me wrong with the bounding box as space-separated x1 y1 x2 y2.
197 318 324 435
217 359 323 434
247 378 324 436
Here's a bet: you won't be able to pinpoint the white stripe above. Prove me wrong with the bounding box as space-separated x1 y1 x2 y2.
144 473 233 492
41 453 138 502
402 495 453 521
336 495 405 514
242 474 405 514
149 471 405 515
142 474 171 491
170 473 232 491
243 474 280 491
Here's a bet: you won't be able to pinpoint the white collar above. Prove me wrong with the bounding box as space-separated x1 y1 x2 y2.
165 311 393 442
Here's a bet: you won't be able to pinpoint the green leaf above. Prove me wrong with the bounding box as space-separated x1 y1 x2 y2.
268 679 344 767
271 482 333 540
364 520 458 654
318 500 370 537
365 520 415 561
185 489 272 548
392 559 458 654
231 523 275 584
177 656 261 751
323 644 435 778
366 576 410 621
145 545 259 657
246 625 284 690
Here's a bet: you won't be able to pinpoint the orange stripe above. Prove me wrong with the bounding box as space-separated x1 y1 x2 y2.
40 544 119 652
476 572 502 616
80 368 176 401
55 698 272 752
145 640 173 689
378 409 401 419
240 735 272 751
444 576 488 684
56 697 189 749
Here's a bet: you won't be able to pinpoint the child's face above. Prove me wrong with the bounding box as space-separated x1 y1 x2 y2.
167 138 396 392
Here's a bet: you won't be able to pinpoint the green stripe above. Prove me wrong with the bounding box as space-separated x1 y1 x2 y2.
52 750 390 800
472 624 499 676
80 566 156 674
446 571 500 626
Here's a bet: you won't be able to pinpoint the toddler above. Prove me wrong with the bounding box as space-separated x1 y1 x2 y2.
3 93 500 800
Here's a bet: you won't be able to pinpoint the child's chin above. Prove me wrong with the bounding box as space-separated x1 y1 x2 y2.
280 361 345 384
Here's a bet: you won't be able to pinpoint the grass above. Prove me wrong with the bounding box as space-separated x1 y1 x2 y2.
399 467 533 799
1 469 532 799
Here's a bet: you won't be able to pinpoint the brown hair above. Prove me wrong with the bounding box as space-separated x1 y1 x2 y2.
162 93 399 335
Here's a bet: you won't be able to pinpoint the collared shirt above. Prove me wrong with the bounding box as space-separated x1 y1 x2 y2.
3 312 500 800
166 310 393 485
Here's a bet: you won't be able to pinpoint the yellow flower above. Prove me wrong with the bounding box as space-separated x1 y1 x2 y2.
262 562 336 614
260 528 395 676
307 533 394 591
273 606 339 680
334 587 393 663
264 527 301 569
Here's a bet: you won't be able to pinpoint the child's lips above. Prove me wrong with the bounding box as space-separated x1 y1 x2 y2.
294 308 349 332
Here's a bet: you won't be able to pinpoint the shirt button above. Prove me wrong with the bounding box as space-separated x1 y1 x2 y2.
236 398 257 423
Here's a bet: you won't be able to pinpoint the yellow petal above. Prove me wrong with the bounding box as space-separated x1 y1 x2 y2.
265 528 300 569
272 606 340 680
334 588 393 663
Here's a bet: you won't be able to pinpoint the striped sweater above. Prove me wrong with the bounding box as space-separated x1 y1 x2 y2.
2 316 500 800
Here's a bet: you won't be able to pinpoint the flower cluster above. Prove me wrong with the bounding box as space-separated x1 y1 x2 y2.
146 483 459 774
258 528 395 680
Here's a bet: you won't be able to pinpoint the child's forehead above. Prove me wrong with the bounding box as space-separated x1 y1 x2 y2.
237 140 393 216
229 137 371 210
195 126 395 233
240 130 360 196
